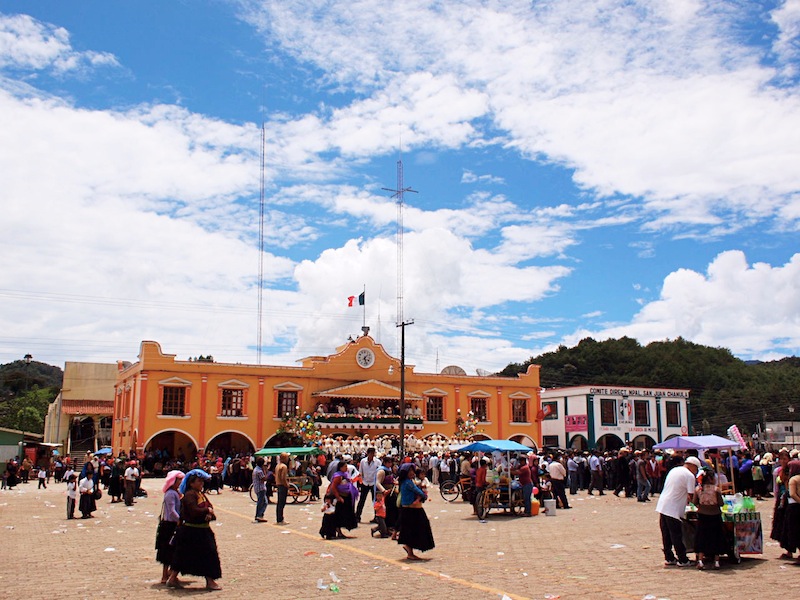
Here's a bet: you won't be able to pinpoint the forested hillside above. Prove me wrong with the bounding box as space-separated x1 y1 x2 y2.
0 359 63 433
498 337 799 436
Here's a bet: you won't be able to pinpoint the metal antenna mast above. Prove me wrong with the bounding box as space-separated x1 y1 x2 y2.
257 123 266 364
382 159 417 327
383 158 416 457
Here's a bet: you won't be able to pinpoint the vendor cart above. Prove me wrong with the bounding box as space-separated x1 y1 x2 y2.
458 439 532 520
682 510 762 564
475 481 525 519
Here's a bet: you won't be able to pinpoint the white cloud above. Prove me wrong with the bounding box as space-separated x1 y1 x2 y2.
771 0 800 72
238 0 800 231
565 251 800 359
461 169 505 185
0 13 118 73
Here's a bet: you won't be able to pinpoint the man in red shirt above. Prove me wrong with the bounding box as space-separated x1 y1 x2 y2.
513 456 534 517
473 459 488 518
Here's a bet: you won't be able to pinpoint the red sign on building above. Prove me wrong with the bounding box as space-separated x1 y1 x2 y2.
565 414 588 432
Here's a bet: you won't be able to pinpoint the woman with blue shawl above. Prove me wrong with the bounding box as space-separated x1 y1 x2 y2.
166 469 222 590
397 462 435 560
319 460 359 539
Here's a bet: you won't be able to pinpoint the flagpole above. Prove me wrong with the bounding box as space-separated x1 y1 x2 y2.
362 284 366 330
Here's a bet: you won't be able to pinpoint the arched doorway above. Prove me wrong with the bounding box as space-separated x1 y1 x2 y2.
569 434 589 451
509 434 538 451
470 433 492 441
206 431 255 457
144 429 198 463
70 416 95 451
596 433 624 451
632 434 656 450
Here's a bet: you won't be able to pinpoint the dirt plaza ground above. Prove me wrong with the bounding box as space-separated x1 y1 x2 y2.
1 478 798 600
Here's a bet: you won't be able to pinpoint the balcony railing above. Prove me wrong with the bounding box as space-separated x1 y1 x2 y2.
314 414 423 430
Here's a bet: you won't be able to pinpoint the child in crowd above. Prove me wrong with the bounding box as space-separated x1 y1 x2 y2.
371 491 389 538
692 469 724 570
66 474 77 519
538 473 553 500
37 467 47 489
1 469 7 490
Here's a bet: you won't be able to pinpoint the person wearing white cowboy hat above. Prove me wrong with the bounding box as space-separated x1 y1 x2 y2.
656 456 702 567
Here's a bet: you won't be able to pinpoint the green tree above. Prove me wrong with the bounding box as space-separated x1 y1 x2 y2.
16 406 42 433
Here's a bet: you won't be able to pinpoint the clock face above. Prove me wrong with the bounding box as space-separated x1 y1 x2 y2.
356 348 375 368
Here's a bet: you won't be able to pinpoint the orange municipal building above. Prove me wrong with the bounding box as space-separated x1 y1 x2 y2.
112 339 542 457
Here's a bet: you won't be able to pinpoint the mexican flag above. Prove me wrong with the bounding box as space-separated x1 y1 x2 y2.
347 292 365 307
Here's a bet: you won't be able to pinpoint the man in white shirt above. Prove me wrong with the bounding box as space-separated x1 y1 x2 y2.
655 455 701 567
123 460 140 506
587 450 605 495
429 453 440 485
548 455 571 509
356 447 381 522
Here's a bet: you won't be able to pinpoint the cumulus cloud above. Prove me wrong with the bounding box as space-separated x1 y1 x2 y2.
771 0 800 72
3 6 799 373
0 12 118 73
461 169 505 185
565 251 800 360
238 0 800 232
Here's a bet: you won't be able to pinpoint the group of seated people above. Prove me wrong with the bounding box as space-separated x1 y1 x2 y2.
315 402 423 418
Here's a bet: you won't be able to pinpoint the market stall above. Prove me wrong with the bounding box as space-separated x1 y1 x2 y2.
459 439 532 518
654 435 762 563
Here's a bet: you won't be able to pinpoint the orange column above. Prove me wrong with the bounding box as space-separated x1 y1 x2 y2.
199 375 208 451
137 372 148 453
496 387 503 438
454 385 461 417
256 378 265 447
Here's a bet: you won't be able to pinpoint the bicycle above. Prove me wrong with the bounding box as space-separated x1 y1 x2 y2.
249 476 312 504
439 476 473 502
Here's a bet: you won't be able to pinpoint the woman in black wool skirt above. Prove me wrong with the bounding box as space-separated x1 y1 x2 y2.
397 462 435 560
155 470 185 585
167 470 222 591
320 460 359 539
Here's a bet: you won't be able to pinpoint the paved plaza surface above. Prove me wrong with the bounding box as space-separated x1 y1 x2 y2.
1 479 798 600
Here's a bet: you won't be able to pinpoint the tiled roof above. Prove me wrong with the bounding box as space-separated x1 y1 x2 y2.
62 399 114 415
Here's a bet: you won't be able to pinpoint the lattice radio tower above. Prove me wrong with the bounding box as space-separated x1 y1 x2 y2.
382 159 417 329
383 158 416 456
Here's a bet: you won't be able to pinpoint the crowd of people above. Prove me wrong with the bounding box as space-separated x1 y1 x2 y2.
4 436 800 590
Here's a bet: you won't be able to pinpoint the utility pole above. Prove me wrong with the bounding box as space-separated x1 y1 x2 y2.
397 319 414 457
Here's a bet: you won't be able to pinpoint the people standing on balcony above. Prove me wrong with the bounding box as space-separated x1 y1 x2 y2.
356 447 381 523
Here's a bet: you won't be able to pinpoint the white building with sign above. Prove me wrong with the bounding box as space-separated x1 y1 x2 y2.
539 385 691 451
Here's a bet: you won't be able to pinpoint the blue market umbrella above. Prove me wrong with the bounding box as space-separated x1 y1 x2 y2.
94 447 113 456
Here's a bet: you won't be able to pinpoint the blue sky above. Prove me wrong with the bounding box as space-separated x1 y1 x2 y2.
1 0 799 374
